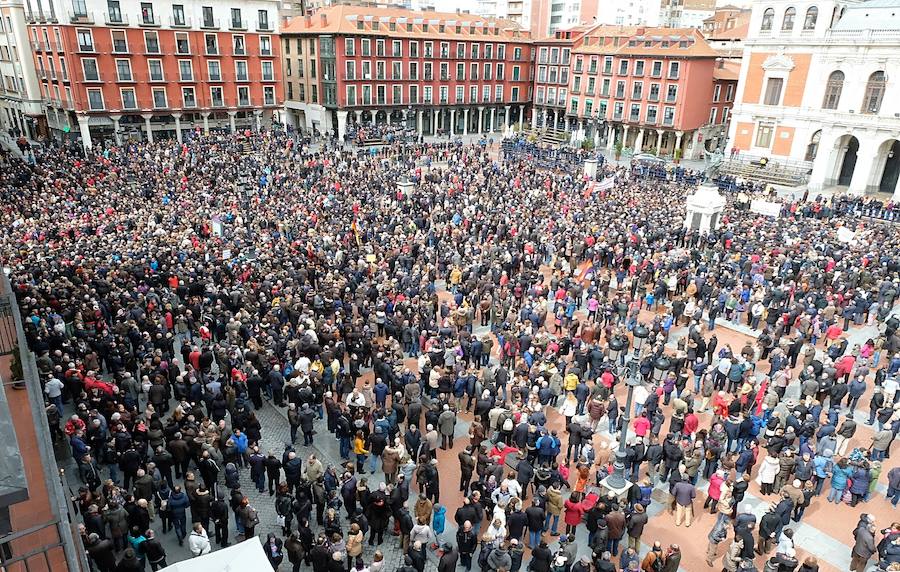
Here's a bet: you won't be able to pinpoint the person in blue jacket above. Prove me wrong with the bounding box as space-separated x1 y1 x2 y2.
827 457 853 503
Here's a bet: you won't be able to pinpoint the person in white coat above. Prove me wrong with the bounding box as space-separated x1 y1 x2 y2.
756 454 780 496
188 523 212 557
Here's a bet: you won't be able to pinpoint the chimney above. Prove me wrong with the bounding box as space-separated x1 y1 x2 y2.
636 26 645 34
305 14 312 27
320 12 327 25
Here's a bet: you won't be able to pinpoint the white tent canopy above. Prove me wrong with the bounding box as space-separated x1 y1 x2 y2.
159 537 268 572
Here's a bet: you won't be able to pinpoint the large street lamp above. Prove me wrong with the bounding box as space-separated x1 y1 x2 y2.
601 324 649 493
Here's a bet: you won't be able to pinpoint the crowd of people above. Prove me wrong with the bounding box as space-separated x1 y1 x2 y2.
345 122 419 146
2 130 900 572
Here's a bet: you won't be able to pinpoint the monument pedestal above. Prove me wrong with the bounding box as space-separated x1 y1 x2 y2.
684 184 726 234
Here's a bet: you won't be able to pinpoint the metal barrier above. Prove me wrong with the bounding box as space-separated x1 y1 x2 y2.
0 296 17 355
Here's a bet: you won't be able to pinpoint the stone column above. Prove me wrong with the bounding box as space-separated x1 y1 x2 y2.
893 171 900 202
848 141 876 195
490 107 496 133
531 107 538 130
172 112 183 143
593 123 600 148
77 113 92 151
675 131 684 156
518 105 524 131
202 112 210 135
416 110 423 137
254 109 262 132
503 105 510 135
542 108 547 129
337 110 349 140
634 128 645 153
142 113 154 144
449 109 456 135
606 125 615 151
477 107 484 134
109 114 122 146
656 130 664 155
622 125 630 148
228 111 237 133
464 108 469 136
584 158 598 178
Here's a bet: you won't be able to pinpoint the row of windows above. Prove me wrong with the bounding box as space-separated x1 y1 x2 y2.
82 84 276 111
537 46 571 65
569 58 681 80
759 6 818 32
342 84 518 106
342 38 522 61
91 1 272 30
759 70 886 114
536 79 725 106
335 60 521 82
76 56 274 82
565 99 683 126
65 27 273 56
821 70 886 114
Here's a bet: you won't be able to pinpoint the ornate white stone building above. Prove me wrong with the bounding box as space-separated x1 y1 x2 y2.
727 0 900 199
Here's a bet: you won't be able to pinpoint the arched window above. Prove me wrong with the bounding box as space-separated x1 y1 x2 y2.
805 130 821 162
782 7 796 30
761 8 775 31
862 71 886 114
803 6 818 29
822 71 844 109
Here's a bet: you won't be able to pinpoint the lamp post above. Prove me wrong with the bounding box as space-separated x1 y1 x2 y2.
602 324 649 493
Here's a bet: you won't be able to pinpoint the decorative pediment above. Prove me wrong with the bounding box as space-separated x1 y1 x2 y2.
762 53 795 72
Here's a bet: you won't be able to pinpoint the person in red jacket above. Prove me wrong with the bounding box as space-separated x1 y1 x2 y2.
563 492 586 536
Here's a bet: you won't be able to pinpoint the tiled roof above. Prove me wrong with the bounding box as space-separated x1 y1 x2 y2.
282 5 530 40
574 27 718 57
713 58 741 80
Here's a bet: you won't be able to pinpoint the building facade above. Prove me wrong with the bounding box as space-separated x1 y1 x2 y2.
727 0 900 198
1 0 43 141
533 26 733 159
281 6 534 138
26 0 283 148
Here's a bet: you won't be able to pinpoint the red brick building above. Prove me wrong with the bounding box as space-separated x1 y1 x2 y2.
27 0 284 148
556 26 729 159
281 6 534 138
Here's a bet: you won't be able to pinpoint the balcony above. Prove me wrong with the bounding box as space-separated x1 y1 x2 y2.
229 19 247 31
614 91 625 100
665 95 676 103
629 113 640 122
69 10 94 24
77 43 95 53
38 69 47 80
646 114 657 125
613 111 623 121
648 94 659 102
257 20 273 32
139 13 160 26
662 116 674 127
170 16 191 28
602 67 613 75
200 18 219 29
210 98 226 108
105 12 128 25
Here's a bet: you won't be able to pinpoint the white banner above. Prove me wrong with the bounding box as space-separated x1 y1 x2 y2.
750 199 781 217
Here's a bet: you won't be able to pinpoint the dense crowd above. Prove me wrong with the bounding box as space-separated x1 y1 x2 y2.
2 131 900 572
